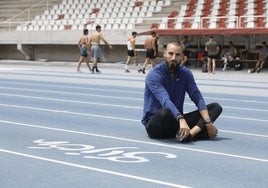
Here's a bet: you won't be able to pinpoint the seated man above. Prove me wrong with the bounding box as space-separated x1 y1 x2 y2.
142 42 223 143
250 41 268 73
222 41 238 71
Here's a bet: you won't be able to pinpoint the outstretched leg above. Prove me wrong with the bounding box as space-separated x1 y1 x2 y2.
77 57 84 73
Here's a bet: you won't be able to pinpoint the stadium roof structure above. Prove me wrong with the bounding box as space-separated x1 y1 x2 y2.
138 28 268 36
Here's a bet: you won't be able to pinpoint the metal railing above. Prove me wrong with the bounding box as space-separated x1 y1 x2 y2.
4 0 49 23
1 15 268 32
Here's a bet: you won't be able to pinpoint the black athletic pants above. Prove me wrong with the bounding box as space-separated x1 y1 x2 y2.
145 103 223 140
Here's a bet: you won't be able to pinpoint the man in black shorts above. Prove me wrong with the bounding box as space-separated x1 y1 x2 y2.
141 31 157 74
205 36 220 74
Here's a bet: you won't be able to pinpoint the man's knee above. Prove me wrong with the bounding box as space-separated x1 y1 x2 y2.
214 103 223 114
208 102 222 112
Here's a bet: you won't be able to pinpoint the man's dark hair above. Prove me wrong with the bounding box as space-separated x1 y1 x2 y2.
132 31 137 36
151 31 156 36
96 25 101 30
83 29 88 35
262 41 268 48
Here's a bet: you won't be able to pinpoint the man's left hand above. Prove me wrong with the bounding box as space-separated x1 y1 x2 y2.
206 123 218 138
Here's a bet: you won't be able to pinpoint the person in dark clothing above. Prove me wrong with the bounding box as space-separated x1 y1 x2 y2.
205 36 220 74
142 42 222 142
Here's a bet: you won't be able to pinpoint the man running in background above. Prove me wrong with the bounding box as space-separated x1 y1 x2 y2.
89 25 112 73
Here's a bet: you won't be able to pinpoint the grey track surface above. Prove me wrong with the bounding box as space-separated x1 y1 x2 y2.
0 61 267 188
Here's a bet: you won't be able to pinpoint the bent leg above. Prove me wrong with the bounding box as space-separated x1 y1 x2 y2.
184 103 223 140
146 108 178 139
196 102 223 140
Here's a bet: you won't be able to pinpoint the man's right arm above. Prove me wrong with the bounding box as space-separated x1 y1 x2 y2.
146 71 180 118
100 34 112 49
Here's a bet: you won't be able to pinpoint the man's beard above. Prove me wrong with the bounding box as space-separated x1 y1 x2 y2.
168 60 179 73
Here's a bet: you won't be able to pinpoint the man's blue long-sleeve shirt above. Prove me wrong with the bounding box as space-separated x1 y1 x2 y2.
142 62 207 125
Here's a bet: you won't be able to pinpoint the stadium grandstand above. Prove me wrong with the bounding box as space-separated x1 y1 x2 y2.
0 0 268 66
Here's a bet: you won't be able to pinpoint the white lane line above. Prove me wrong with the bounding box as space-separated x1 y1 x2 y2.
0 90 141 101
205 96 268 104
0 148 191 188
0 81 143 94
220 115 268 123
1 120 268 163
0 82 268 104
220 129 268 138
1 103 268 124
0 86 142 100
0 68 32 71
0 93 141 109
1 92 268 113
0 104 138 122
187 102 268 112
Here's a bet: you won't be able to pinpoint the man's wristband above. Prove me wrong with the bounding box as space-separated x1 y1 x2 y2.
204 119 212 124
177 114 185 121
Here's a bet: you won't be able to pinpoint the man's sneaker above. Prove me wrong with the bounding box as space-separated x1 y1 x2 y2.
96 68 101 73
142 68 145 74
125 69 130 73
257 68 262 73
251 68 256 73
137 68 143 73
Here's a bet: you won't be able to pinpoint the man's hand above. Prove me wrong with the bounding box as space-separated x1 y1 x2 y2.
179 120 190 140
205 123 218 138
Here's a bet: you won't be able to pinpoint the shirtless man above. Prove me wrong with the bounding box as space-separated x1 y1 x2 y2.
89 25 112 73
77 29 91 73
141 31 157 74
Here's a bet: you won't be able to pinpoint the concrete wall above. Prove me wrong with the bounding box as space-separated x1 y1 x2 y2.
0 43 148 63
0 44 25 60
1 29 268 62
32 44 137 62
0 29 147 62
